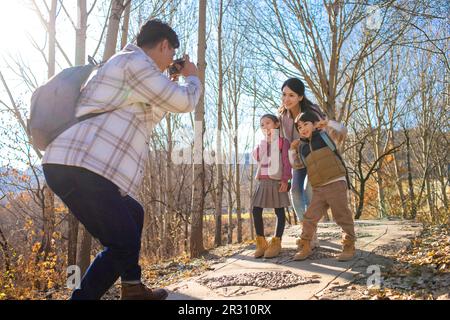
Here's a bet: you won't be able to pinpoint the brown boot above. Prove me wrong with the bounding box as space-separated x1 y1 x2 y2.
254 236 268 258
296 238 302 250
337 239 356 262
312 231 320 249
264 237 282 258
293 239 312 261
297 232 319 250
121 283 168 300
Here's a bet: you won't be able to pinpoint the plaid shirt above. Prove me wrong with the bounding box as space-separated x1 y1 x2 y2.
42 43 202 198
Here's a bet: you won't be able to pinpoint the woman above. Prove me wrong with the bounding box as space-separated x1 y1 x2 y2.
278 78 325 248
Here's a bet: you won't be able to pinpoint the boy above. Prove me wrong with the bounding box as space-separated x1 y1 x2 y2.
288 111 356 261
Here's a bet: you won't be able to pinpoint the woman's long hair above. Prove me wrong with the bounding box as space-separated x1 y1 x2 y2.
278 78 317 116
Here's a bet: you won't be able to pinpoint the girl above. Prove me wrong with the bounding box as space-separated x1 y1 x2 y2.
278 78 325 249
251 114 292 258
288 111 356 261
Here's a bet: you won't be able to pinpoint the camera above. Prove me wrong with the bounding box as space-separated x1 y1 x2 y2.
168 58 185 76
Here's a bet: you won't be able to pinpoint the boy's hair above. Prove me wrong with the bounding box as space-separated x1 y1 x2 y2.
260 113 280 124
294 111 320 131
136 19 180 49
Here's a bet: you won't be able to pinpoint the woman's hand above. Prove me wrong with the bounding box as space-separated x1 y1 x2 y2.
290 139 300 150
279 181 289 192
315 119 329 130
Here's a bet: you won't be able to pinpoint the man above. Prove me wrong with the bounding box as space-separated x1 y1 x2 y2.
42 19 202 300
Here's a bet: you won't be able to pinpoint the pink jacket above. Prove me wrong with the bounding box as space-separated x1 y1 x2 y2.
252 137 292 183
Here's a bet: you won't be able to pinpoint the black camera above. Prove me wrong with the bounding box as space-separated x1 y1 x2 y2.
168 58 185 76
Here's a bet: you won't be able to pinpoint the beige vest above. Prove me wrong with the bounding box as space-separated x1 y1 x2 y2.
305 146 346 187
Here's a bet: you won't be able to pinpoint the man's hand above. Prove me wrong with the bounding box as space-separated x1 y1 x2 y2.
290 139 301 150
279 181 289 192
180 54 199 78
170 72 180 82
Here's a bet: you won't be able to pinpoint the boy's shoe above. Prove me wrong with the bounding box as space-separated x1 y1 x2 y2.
293 239 312 261
254 236 268 258
337 239 356 261
312 232 320 249
296 232 319 250
264 237 282 258
121 283 168 300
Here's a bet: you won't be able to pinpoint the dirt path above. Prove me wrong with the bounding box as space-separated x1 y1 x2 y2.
166 220 424 300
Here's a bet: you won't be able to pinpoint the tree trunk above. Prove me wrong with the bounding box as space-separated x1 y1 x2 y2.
405 129 416 219
190 0 207 258
355 181 366 220
227 143 233 244
249 80 257 239
158 150 165 258
234 104 242 243
66 0 88 268
77 224 92 276
40 185 55 259
0 226 11 272
75 0 87 65
437 165 449 211
103 0 125 61
47 0 57 78
376 174 387 218
164 114 174 257
214 0 224 247
67 212 79 267
120 0 131 49
393 151 408 219
71 0 92 270
426 177 435 222
40 0 57 260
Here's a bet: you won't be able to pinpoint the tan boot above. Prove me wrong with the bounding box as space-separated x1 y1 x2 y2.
297 232 319 250
121 283 168 300
296 238 302 250
337 239 356 262
264 237 282 258
312 232 320 249
293 239 312 261
254 236 268 258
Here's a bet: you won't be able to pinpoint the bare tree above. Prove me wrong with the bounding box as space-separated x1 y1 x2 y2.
214 0 225 247
103 0 126 60
190 0 207 258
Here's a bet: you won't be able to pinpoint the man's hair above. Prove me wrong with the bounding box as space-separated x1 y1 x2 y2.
136 19 180 49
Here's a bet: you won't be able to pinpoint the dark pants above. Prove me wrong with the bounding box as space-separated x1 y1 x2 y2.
252 207 286 238
43 164 144 300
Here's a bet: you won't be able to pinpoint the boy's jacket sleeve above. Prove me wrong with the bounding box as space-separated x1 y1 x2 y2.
288 148 304 169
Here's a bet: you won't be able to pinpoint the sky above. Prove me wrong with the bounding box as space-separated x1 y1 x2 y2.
0 1 268 171
0 1 410 171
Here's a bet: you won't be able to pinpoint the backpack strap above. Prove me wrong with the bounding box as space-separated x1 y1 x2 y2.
87 55 104 68
319 130 337 152
76 57 108 123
